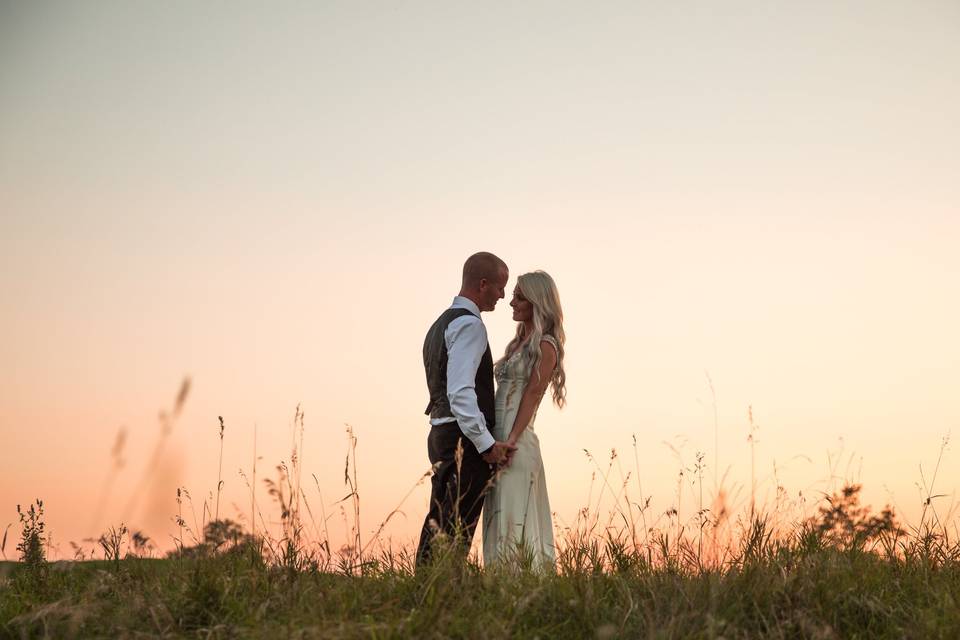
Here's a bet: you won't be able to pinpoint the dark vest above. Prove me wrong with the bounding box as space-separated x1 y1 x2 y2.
423 307 496 429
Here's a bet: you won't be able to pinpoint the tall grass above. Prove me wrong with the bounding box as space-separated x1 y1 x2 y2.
3 389 960 637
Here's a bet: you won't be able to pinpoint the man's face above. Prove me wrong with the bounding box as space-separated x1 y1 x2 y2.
478 268 509 312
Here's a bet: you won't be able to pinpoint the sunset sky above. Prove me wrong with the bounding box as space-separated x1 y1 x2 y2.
2 1 959 557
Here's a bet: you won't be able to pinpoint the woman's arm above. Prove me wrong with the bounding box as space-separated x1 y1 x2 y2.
506 340 558 447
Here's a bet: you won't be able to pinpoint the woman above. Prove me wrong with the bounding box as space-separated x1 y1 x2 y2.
482 270 567 569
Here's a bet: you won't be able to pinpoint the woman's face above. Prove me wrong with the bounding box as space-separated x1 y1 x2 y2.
510 286 534 323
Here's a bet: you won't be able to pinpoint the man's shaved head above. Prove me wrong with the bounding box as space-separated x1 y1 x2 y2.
462 252 508 289
459 252 509 312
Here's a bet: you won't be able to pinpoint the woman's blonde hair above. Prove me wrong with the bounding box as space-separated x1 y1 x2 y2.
496 270 567 408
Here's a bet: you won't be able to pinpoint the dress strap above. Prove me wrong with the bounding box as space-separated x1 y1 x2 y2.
540 334 559 353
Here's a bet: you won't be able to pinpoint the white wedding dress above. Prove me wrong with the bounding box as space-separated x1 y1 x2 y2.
482 336 556 570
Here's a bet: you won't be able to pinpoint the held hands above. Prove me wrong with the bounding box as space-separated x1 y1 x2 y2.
482 440 517 466
501 438 519 468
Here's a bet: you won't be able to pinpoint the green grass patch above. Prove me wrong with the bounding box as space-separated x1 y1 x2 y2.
2 544 960 638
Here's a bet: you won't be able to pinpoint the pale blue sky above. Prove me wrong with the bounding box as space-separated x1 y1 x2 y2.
2 1 958 551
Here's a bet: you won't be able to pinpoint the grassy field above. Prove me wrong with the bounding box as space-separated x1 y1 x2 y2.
3 499 960 639
4 399 958 637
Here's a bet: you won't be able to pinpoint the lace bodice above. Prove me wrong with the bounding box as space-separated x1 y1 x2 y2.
492 334 558 438
494 334 559 382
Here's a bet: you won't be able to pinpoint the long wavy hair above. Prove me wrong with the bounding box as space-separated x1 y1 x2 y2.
496 270 567 408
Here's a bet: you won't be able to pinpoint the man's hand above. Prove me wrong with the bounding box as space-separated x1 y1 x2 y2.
482 441 517 465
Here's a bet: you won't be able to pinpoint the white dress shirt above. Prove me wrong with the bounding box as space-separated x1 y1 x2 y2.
430 296 497 454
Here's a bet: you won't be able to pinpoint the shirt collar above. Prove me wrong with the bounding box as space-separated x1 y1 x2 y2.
451 296 481 317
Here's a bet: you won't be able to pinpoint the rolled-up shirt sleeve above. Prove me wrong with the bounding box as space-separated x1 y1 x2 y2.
444 316 496 454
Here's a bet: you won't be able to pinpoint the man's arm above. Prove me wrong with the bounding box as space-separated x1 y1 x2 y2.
444 316 496 454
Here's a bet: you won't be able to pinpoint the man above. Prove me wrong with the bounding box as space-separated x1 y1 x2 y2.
415 251 516 566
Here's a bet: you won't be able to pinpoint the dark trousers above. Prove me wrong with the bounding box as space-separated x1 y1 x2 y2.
415 423 493 567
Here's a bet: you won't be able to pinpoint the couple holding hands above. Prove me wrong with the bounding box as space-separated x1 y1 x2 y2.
417 251 566 570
